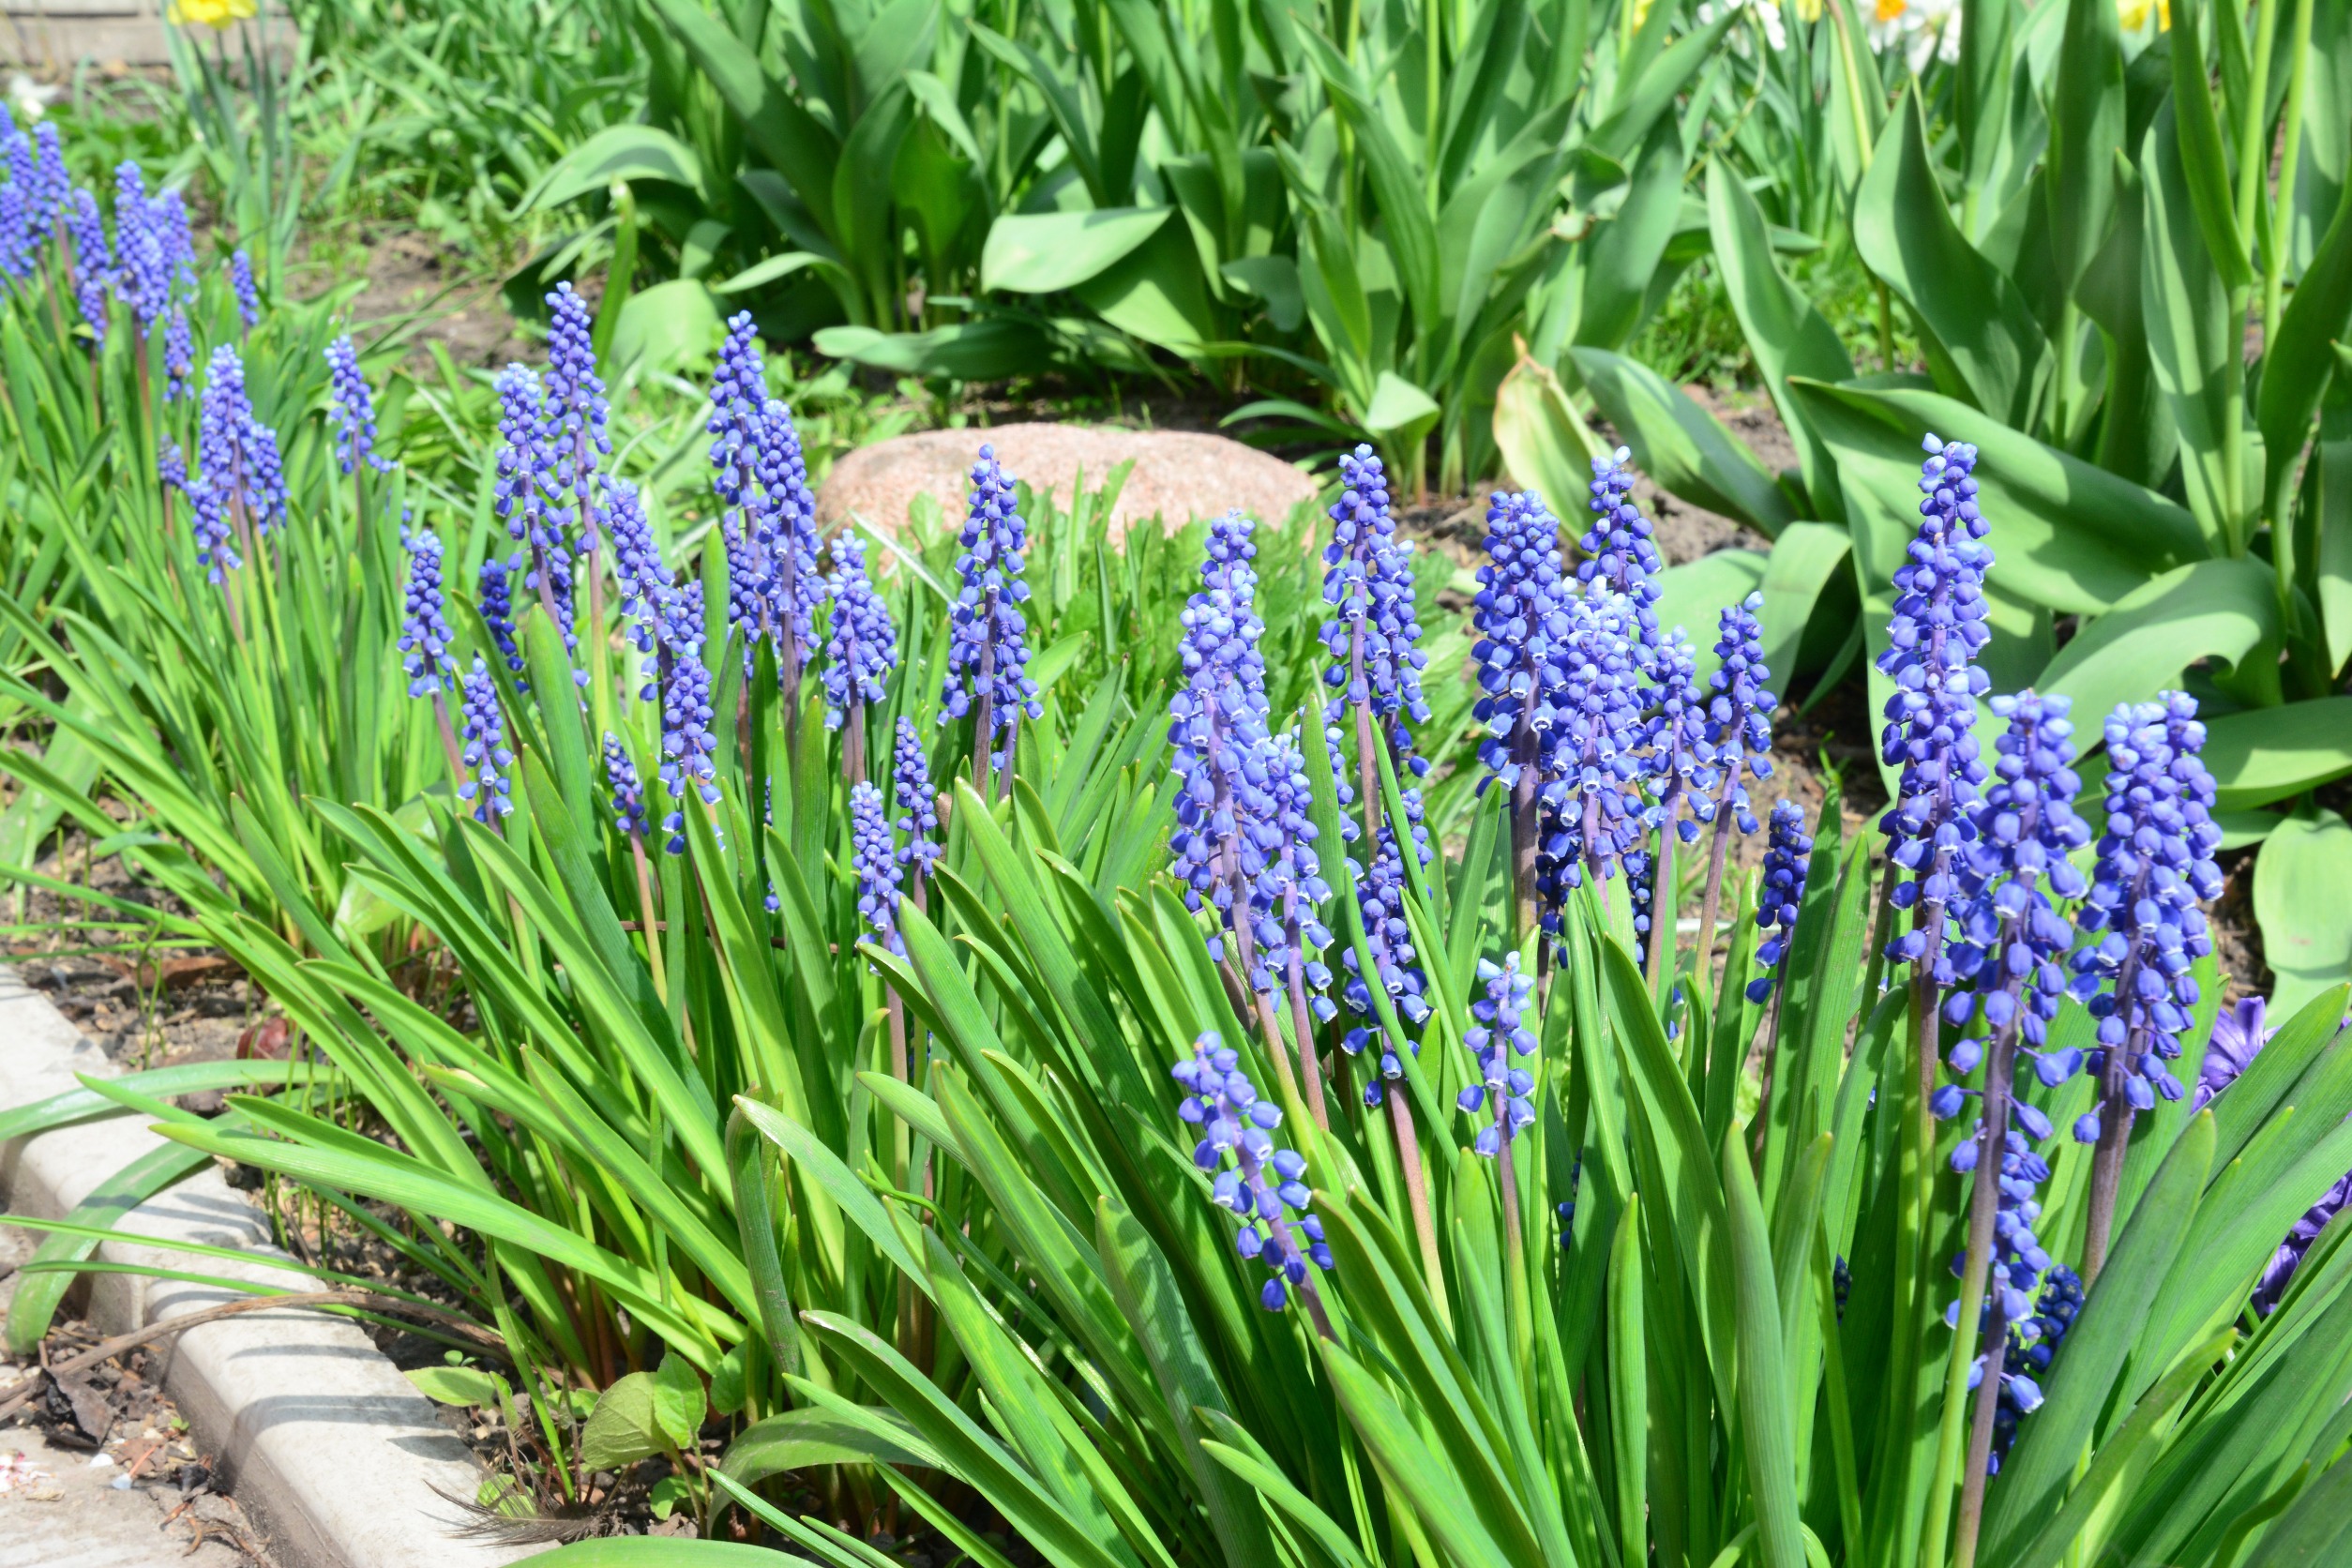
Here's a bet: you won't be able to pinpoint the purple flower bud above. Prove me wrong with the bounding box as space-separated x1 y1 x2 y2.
229 248 260 331
1461 954 1539 1154
1747 798 1813 1003
940 445 1040 769
457 656 514 822
850 780 904 957
1579 446 1666 659
324 334 394 475
892 716 942 887
604 732 647 839
64 187 111 347
821 533 896 728
478 554 525 681
397 527 456 698
1171 1034 1330 1310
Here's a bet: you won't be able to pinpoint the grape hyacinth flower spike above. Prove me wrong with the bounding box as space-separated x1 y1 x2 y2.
1693 592 1776 988
940 445 1040 790
1471 490 1568 934
603 733 647 842
1639 628 1712 974
493 363 577 662
1747 799 1813 1004
1172 1035 1334 1333
194 344 288 563
1319 444 1430 828
892 716 942 906
324 335 394 478
1541 587 1649 916
457 657 514 824
1169 509 1270 959
229 248 260 332
2070 691 2223 1279
1579 447 1666 662
2194 997 2272 1110
397 528 456 700
1458 954 1539 1242
64 188 110 349
821 532 897 779
849 781 905 960
479 555 525 683
656 590 721 854
1935 691 2088 1554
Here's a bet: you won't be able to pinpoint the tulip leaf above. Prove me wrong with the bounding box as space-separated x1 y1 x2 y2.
2254 810 2352 1021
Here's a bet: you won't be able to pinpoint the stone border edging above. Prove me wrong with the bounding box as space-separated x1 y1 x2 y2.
0 967 540 1567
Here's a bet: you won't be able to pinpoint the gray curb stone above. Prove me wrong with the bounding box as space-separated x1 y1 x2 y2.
0 967 541 1567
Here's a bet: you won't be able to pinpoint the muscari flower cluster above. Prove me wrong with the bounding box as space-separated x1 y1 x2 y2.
849 781 904 957
457 657 513 822
1981 1266 2084 1474
0 116 66 280
324 335 394 476
479 556 524 679
1541 586 1651 901
1706 594 1774 836
822 533 896 729
655 581 719 853
397 528 455 698
492 363 578 660
941 445 1041 770
2194 996 2352 1314
542 282 611 561
1471 489 1570 800
603 732 647 840
708 316 824 682
64 188 110 347
1458 955 1538 1157
1580 447 1666 659
229 248 259 332
184 345 288 580
2069 693 2224 1140
1879 435 1994 959
1173 1035 1333 1312
892 717 942 888
1747 798 1812 1002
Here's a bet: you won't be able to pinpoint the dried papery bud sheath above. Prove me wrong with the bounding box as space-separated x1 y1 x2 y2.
939 444 1040 786
2069 691 2223 1279
1171 1035 1334 1331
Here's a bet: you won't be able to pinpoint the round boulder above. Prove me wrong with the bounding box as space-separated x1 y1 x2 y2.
816 423 1319 544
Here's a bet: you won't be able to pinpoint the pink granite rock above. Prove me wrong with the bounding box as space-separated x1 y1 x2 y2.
816 423 1319 544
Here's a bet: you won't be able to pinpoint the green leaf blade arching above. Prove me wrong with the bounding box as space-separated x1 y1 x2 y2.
1571 346 1798 536
981 208 1174 294
2254 810 2352 1019
2041 559 2284 723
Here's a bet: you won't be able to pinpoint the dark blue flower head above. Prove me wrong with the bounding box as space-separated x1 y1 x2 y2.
756 398 824 677
1320 444 1430 767
1339 814 1430 1106
1747 799 1813 1003
708 312 767 511
324 335 393 476
656 584 721 853
1980 1265 2081 1474
479 554 524 679
1648 627 1715 839
397 527 456 698
1470 490 1569 793
1241 729 1335 1015
162 305 194 402
1706 591 1775 835
1172 1034 1333 1311
850 780 905 957
158 440 187 494
720 517 772 668
229 248 260 331
494 364 574 627
1168 509 1270 943
457 656 514 822
542 281 611 555
2069 692 2224 1139
940 445 1041 769
608 480 667 644
1879 435 1995 955
2194 997 2272 1110
111 162 172 334
1457 954 1538 1156
1539 588 1651 902
2255 1168 2352 1315
64 187 110 347
1579 447 1666 657
822 532 896 727
604 732 647 839
195 344 288 537
1938 692 2091 1064
1945 1126 2053 1326
892 716 942 885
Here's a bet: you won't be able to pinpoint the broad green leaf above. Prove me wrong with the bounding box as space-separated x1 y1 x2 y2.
722 1406 929 1481
611 279 722 378
1571 347 1798 536
2042 558 2283 723
1073 219 1218 355
1494 350 1603 507
2240 1447 2352 1568
982 208 1173 294
1706 161 1854 517
1361 372 1441 443
520 124 705 213
814 321 1053 381
1855 87 2049 429
2260 172 2352 521
1756 523 1852 693
653 1351 707 1449
1789 377 2208 615
2203 698 2352 808
2254 810 2352 1019
2142 107 2247 553
579 1372 671 1471
5 1140 209 1352
1724 1132 1807 1568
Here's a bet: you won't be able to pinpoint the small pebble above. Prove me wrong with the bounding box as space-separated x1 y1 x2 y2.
110 1473 133 1490
88 1453 114 1469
